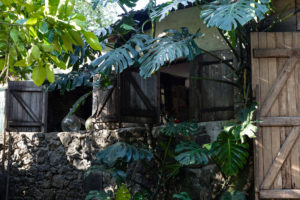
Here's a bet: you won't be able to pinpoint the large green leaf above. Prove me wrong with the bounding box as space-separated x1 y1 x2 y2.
138 28 201 78
83 31 102 51
201 0 269 31
175 141 209 166
92 34 151 74
32 65 46 86
46 63 55 83
150 0 197 21
161 120 198 136
210 131 249 177
95 142 153 168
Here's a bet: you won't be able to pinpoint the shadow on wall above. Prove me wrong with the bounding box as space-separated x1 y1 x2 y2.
2 131 118 200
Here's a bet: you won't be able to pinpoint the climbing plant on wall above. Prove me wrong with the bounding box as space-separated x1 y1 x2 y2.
0 0 102 85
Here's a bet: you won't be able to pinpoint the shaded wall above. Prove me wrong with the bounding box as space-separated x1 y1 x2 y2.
1 121 229 200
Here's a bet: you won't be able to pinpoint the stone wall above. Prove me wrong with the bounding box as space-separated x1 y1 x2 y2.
0 121 228 200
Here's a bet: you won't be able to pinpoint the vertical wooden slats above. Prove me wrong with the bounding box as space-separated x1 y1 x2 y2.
267 32 282 190
252 32 300 199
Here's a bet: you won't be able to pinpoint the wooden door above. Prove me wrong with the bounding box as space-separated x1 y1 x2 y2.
6 81 47 132
252 32 300 199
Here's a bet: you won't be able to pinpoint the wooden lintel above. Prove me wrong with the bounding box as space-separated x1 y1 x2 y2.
260 189 300 199
260 117 300 126
253 48 300 58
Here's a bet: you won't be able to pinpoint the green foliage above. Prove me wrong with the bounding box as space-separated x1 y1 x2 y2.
161 120 198 136
0 0 102 85
226 103 258 143
68 91 92 115
138 28 201 78
85 190 113 200
92 34 151 74
150 0 270 31
115 184 131 200
150 0 196 21
92 0 138 9
221 190 246 200
175 141 209 166
74 0 118 32
173 192 192 200
209 130 249 177
92 28 201 78
95 142 153 168
201 0 269 31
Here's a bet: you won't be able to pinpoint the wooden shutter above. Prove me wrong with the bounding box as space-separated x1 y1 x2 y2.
252 32 300 199
6 81 47 132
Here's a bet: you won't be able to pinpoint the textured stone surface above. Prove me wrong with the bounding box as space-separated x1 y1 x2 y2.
0 120 229 200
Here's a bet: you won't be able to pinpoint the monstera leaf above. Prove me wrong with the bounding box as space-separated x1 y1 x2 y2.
92 34 151 74
138 28 201 78
175 141 209 166
210 131 249 177
225 103 258 143
201 0 269 31
95 142 153 167
150 0 197 21
161 120 199 136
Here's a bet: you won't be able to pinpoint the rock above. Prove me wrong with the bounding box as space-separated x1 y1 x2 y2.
52 175 65 188
58 132 72 147
48 151 64 166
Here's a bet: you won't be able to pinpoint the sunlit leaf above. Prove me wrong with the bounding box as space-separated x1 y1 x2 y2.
83 31 102 51
32 65 46 86
46 63 55 82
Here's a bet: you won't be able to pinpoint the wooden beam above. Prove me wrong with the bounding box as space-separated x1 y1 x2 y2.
253 48 300 58
260 57 299 116
8 121 42 127
260 126 300 189
260 189 300 199
260 117 300 126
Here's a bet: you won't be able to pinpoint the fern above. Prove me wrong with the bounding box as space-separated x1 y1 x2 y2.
201 0 269 31
138 28 201 78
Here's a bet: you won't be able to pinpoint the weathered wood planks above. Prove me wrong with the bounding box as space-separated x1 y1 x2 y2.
252 32 300 199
